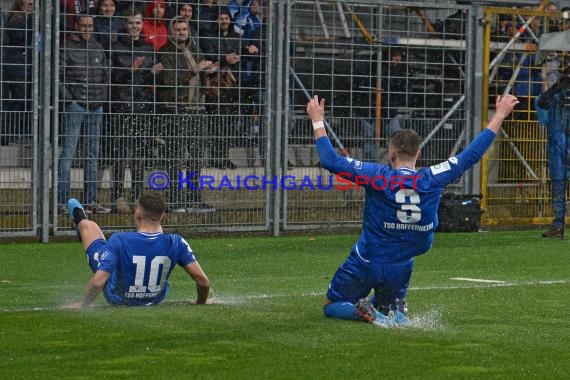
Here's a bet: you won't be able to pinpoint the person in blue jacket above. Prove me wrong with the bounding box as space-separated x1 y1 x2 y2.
306 94 519 327
536 69 570 238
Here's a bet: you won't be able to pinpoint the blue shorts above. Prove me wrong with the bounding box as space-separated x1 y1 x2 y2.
326 248 414 307
85 238 112 273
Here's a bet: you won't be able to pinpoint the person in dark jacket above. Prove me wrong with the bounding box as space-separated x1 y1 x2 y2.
196 0 218 37
108 5 164 213
536 68 570 238
171 1 199 38
200 6 243 168
239 0 267 163
93 0 122 53
58 14 111 214
156 16 217 213
2 0 34 145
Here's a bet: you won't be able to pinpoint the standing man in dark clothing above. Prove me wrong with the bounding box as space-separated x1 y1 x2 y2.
58 14 111 214
156 16 217 213
109 5 164 213
2 0 34 145
196 0 219 37
200 6 242 169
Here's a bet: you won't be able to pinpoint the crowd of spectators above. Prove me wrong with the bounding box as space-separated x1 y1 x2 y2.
1 0 34 146
1 0 267 213
493 3 570 121
1 1 567 214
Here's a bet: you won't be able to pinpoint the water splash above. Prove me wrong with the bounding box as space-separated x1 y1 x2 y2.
370 309 445 331
405 309 444 331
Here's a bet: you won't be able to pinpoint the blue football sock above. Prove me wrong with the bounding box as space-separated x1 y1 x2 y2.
323 302 359 320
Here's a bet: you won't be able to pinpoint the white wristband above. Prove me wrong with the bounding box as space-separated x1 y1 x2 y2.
312 120 325 131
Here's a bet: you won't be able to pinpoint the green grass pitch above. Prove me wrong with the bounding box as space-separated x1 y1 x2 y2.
0 231 569 379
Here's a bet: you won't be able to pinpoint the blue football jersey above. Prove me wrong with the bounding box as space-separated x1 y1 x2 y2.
316 128 496 262
95 232 197 306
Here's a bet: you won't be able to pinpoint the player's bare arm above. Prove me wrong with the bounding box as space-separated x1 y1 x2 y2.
306 95 327 139
184 262 211 304
62 270 110 309
81 270 111 307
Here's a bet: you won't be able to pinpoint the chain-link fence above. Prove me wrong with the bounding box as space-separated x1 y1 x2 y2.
482 5 564 226
0 0 564 240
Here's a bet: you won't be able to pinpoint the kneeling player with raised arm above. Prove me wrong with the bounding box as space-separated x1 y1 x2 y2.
63 192 210 308
306 94 519 327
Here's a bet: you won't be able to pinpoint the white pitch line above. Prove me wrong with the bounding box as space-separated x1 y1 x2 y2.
450 277 506 284
1 279 569 313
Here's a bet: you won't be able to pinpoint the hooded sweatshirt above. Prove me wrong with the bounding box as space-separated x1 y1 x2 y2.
142 0 168 51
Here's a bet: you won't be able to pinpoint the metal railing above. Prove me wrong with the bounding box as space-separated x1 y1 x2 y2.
1 0 557 240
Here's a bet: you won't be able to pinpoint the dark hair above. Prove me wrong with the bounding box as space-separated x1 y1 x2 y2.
96 0 117 15
120 3 145 18
177 1 194 15
137 193 166 222
73 14 93 24
389 129 421 161
218 6 232 19
5 0 31 25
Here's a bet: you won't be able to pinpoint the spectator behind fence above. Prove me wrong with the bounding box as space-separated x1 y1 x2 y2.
142 0 168 51
156 16 217 213
200 6 242 169
500 52 542 121
2 0 34 146
240 0 264 104
60 0 98 39
432 9 467 40
93 0 122 53
542 2 559 33
499 9 543 121
240 0 267 162
381 47 407 120
93 0 122 174
58 14 111 214
540 7 570 92
494 13 516 42
536 66 570 238
171 0 199 38
109 5 164 213
196 0 219 37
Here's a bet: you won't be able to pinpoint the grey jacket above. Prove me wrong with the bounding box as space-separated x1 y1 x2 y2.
60 34 108 106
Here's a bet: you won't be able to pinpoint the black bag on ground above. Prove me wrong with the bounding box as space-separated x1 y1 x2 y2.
437 194 483 232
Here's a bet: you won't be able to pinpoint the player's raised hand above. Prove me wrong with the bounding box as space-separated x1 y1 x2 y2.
495 94 520 119
306 95 325 123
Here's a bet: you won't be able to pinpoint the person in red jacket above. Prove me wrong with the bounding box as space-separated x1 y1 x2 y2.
142 0 168 51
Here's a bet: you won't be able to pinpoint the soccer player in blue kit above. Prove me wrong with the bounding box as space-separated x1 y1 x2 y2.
63 193 210 308
306 94 519 327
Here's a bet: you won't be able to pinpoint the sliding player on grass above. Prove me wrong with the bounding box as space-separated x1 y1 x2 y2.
306 94 519 327
63 192 210 308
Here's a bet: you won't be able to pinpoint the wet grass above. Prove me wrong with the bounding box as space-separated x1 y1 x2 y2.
0 232 569 379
